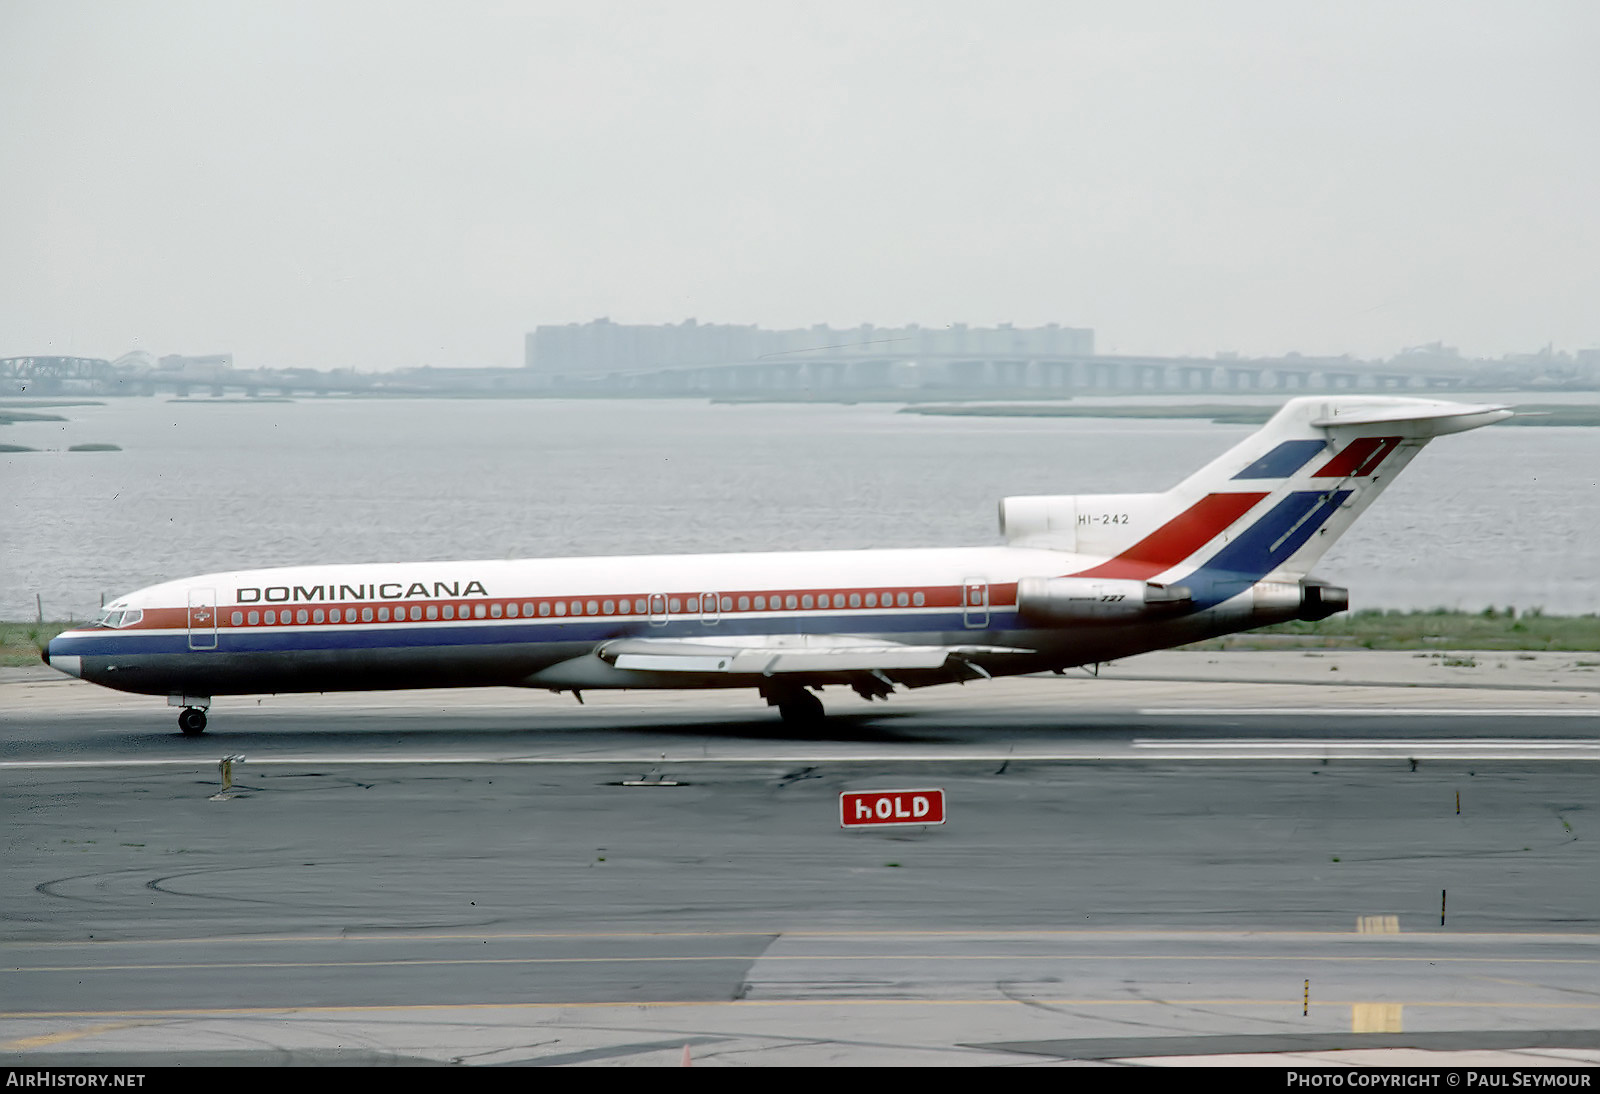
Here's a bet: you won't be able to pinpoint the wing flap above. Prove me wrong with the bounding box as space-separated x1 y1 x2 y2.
599 635 1032 675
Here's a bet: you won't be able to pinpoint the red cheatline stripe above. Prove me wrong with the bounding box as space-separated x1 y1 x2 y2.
1072 492 1268 580
74 582 1025 633
1313 436 1401 478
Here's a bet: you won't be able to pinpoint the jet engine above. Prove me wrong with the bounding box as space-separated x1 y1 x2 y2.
1017 576 1349 625
1015 577 1192 624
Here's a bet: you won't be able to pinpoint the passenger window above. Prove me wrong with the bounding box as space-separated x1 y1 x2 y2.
634 598 646 614
586 600 598 615
231 611 243 626
895 592 908 606
913 591 925 606
361 608 373 622
721 596 732 611
570 601 582 616
801 595 814 609
426 605 438 620
737 596 749 611
407 605 419 620
668 598 681 613
475 604 487 619
865 594 876 608
265 610 276 624
378 608 389 622
490 603 503 618
603 600 615 615
292 609 304 624
443 604 454 619
555 602 566 616
505 603 517 618
313 609 325 623
248 610 260 625
523 602 535 616
785 595 798 610
849 593 861 608
754 596 766 610
540 602 551 616
331 608 342 623
819 594 830 609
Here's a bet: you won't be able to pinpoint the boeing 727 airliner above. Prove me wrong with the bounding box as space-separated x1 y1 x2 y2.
44 396 1509 734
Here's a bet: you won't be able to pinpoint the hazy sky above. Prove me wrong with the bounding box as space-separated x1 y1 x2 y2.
2 1 1595 369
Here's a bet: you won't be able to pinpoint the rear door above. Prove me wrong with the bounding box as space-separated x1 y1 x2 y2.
962 579 989 629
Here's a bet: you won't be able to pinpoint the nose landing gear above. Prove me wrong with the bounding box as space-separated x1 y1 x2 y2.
169 694 212 736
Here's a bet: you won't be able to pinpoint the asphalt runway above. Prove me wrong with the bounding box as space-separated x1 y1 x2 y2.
3 656 1598 1066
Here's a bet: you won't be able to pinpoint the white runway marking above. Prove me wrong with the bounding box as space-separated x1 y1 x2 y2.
1141 707 1600 717
1133 739 1600 750
1130 738 1600 760
6 740 1600 770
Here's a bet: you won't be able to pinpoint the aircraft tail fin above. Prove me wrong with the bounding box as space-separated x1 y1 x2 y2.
1001 396 1510 598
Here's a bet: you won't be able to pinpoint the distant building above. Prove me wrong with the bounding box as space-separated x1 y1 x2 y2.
525 318 1094 375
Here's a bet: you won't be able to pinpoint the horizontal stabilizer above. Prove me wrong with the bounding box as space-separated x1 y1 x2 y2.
1310 400 1511 435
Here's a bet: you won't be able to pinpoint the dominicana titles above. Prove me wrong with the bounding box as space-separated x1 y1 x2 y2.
236 580 489 604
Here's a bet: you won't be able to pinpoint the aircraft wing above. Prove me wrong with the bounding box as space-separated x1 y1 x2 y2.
596 634 1034 677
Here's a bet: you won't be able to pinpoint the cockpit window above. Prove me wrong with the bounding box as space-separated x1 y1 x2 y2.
92 608 142 628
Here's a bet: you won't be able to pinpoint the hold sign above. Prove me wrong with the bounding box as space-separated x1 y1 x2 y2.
840 788 946 828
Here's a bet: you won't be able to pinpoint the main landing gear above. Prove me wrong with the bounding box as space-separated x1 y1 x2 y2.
177 707 208 736
762 683 825 729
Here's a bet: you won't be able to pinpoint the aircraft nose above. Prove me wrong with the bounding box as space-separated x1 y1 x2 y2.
42 634 82 678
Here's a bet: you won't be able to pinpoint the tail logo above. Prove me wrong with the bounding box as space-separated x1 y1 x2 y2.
1312 436 1401 478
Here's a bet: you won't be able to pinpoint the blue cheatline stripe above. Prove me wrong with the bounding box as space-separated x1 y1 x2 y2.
1174 488 1352 607
1230 439 1327 480
48 609 1021 659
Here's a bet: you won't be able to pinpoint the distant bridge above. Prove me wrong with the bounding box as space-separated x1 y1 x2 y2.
1 353 1483 398
558 352 1473 393
0 356 114 387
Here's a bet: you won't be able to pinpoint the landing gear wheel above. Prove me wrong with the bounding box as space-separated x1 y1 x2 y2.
178 707 208 736
777 689 825 728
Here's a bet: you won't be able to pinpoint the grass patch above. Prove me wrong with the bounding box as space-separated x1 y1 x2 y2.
900 403 1275 424
899 402 1600 427
1185 608 1600 652
6 608 1597 668
0 621 76 666
1498 404 1600 427
0 410 68 426
0 443 37 452
66 443 121 452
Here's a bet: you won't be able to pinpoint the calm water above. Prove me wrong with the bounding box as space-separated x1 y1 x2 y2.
2 396 1596 620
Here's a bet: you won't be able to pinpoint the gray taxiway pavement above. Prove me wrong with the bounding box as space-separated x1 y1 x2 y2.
2 652 1597 1066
